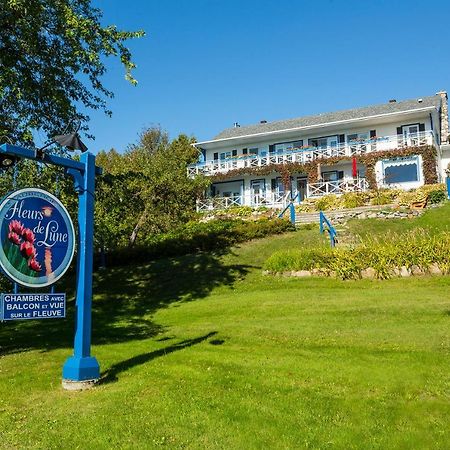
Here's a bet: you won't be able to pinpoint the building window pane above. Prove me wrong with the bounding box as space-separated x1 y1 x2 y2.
383 157 419 184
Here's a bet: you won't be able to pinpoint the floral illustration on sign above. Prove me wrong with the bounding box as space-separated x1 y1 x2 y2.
5 220 42 276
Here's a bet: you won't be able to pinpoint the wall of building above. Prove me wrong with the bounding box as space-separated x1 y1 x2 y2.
202 114 434 162
440 147 450 180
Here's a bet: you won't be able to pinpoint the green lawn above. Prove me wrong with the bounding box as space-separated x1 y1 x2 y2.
1 205 450 449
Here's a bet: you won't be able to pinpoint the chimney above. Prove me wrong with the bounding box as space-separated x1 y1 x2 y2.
436 91 448 144
389 99 397 103
260 120 267 124
233 122 240 128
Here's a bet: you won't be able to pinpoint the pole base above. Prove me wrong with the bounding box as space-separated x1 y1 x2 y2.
62 356 100 383
62 378 98 391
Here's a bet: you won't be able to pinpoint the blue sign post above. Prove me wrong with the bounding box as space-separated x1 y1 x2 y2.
446 173 450 200
0 144 101 389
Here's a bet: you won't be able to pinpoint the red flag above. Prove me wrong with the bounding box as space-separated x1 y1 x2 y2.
352 157 358 178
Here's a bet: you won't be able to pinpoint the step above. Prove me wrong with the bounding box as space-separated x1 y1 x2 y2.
294 204 395 225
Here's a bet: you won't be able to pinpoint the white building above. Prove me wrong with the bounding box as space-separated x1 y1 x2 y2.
190 92 449 211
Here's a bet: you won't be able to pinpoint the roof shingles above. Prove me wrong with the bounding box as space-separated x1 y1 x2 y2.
213 95 441 140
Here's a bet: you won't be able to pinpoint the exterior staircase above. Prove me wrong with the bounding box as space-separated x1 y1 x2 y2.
295 204 394 226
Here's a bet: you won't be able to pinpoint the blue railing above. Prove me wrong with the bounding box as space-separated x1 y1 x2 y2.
319 211 337 247
278 193 299 224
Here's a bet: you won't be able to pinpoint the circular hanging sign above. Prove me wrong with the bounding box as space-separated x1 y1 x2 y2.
0 188 75 288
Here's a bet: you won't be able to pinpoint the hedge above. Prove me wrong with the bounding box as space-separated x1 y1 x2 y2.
103 218 295 266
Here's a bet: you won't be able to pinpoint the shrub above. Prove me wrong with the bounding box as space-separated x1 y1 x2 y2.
314 194 339 211
103 218 295 266
370 189 398 206
264 229 450 279
265 248 331 272
340 192 367 209
428 190 446 204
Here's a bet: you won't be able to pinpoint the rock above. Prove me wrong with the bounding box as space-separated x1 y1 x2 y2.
311 268 324 276
262 270 270 276
428 263 442 275
292 270 312 277
400 266 410 277
390 267 401 277
361 267 377 279
410 265 424 276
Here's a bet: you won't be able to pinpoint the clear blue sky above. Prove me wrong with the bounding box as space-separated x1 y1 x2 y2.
86 0 450 153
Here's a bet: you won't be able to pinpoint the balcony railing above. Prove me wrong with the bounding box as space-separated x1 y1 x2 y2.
196 178 369 211
196 191 290 212
307 178 369 197
188 131 436 177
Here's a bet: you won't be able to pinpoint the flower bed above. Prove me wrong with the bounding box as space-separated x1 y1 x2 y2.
264 229 450 280
296 184 446 213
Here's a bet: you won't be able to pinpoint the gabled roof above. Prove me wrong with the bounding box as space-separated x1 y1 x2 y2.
213 94 441 141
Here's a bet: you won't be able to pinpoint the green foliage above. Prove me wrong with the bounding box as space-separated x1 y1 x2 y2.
395 184 446 207
314 194 339 211
104 218 294 266
370 189 398 205
296 184 447 212
428 189 446 204
96 127 210 248
340 192 367 209
264 229 450 279
213 206 253 217
0 0 144 144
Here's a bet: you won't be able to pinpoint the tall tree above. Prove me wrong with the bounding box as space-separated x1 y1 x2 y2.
95 127 210 249
0 0 144 145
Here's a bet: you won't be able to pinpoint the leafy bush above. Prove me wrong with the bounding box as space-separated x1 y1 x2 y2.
216 206 253 217
264 248 331 272
103 218 295 266
296 185 446 211
395 184 446 207
370 189 397 205
264 229 450 279
314 195 339 211
340 192 367 209
428 190 446 204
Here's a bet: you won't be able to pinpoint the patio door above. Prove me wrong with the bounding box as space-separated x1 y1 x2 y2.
296 177 308 201
251 179 265 205
402 124 419 147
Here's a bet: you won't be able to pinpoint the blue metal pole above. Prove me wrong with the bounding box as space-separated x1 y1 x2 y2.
62 152 99 382
446 176 450 200
289 202 296 225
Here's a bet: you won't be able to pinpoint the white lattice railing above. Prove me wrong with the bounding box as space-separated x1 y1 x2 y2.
196 180 370 211
196 191 290 212
188 131 436 177
307 178 369 197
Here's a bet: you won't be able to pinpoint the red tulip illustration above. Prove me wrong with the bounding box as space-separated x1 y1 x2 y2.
22 228 35 244
20 241 36 259
5 220 41 277
9 220 24 236
28 257 42 272
8 231 21 245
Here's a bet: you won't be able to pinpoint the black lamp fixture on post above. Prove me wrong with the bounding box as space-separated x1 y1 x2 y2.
52 132 88 152
36 122 88 159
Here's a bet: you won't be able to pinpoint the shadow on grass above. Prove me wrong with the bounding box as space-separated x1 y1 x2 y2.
100 331 218 384
0 250 252 356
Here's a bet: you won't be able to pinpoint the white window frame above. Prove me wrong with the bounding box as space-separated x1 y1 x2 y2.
381 156 420 185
